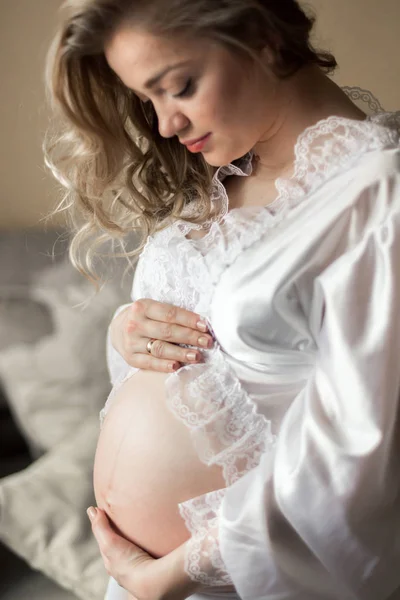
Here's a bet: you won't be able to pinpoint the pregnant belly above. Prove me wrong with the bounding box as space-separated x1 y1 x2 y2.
93 370 226 558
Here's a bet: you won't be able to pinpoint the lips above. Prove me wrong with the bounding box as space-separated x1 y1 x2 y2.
181 133 211 153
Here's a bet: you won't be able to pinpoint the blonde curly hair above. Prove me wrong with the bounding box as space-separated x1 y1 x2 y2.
45 0 336 279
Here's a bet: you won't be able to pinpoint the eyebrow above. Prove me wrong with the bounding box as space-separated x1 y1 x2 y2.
144 60 192 89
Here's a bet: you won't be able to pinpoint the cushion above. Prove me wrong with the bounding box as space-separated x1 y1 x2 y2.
0 257 127 456
0 254 132 598
0 414 108 600
0 289 53 409
0 290 53 351
0 229 67 407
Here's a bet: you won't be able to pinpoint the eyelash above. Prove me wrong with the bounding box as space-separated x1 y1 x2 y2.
174 78 194 99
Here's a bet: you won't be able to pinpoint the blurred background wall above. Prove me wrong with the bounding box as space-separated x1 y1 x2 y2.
0 1 61 230
0 0 399 230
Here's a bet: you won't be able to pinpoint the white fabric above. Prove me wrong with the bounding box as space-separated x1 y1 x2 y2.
104 91 400 597
214 147 400 600
105 578 130 600
104 577 240 600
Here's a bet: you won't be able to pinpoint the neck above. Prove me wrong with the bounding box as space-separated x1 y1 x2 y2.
252 67 366 180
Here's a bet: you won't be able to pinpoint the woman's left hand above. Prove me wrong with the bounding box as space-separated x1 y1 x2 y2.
87 507 201 600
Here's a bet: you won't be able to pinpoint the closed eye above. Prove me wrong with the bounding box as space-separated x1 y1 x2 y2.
174 78 194 99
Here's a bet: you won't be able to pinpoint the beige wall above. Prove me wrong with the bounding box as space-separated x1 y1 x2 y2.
0 1 61 229
310 0 400 110
0 0 399 230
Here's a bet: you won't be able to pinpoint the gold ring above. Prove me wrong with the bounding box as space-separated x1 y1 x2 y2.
146 339 157 354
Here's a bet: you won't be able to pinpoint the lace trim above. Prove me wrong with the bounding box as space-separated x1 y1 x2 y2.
178 153 253 234
178 108 400 238
207 154 253 225
280 112 400 205
166 346 275 586
165 109 400 586
179 490 232 586
167 347 274 485
99 365 139 426
194 208 277 289
102 90 400 585
341 86 385 113
180 112 400 303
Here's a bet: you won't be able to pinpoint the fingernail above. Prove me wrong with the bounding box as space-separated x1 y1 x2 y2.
186 351 198 361
87 507 97 521
198 336 211 348
169 362 179 371
197 320 208 332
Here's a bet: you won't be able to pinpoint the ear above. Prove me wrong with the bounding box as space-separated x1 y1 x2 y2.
261 44 277 66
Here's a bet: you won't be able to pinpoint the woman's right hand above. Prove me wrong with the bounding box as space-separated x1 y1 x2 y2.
109 299 214 373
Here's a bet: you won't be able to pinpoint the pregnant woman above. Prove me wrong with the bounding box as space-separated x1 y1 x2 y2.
46 0 400 598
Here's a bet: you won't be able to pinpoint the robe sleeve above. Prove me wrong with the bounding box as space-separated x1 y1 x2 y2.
106 303 134 387
217 184 400 599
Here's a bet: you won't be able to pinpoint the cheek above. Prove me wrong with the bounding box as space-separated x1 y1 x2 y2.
192 67 264 164
195 83 241 136
216 70 261 135
192 64 242 129
190 90 227 130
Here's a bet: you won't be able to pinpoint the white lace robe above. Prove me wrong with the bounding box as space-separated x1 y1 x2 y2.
104 96 400 598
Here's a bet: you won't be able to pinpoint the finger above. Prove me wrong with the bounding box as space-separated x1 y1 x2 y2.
125 353 182 373
144 321 214 348
137 299 209 332
144 339 202 363
88 508 146 557
128 318 213 349
87 508 151 590
88 508 126 557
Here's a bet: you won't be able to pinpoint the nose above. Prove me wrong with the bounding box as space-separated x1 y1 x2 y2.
157 105 190 139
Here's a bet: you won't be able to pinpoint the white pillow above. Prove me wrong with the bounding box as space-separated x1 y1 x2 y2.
0 414 108 600
0 257 131 597
0 287 53 408
0 259 125 455
0 288 53 352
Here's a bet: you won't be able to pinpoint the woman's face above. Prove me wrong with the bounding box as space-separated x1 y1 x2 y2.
105 27 280 166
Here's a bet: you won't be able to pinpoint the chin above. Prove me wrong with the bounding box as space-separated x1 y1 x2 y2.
202 148 244 168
